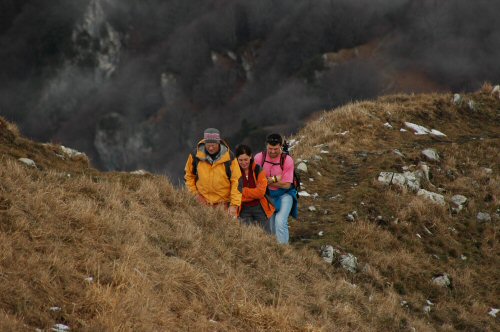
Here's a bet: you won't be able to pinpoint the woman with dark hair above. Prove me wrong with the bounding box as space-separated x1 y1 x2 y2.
235 144 275 230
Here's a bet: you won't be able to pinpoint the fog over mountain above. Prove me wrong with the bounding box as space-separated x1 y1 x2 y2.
1 0 499 179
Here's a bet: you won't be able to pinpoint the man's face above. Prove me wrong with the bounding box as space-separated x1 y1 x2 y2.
205 142 220 155
266 143 281 159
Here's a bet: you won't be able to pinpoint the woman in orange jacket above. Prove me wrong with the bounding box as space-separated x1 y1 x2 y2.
235 144 275 232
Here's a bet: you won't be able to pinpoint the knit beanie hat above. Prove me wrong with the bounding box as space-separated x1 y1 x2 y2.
203 128 221 143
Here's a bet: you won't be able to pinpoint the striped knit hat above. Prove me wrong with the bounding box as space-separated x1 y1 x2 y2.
203 128 221 143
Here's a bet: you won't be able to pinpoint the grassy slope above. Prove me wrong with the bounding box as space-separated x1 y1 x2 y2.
292 86 499 331
0 87 498 331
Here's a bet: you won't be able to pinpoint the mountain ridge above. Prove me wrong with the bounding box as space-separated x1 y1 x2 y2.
0 88 499 331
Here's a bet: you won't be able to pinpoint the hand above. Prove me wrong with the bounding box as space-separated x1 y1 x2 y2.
228 205 238 218
267 175 281 183
195 194 206 204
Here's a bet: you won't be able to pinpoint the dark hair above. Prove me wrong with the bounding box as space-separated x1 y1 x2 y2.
235 144 252 157
266 133 283 146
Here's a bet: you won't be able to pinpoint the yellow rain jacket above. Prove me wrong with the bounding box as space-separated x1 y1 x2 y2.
184 140 242 207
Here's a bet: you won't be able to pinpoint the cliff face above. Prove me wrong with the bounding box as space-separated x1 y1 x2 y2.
1 0 499 179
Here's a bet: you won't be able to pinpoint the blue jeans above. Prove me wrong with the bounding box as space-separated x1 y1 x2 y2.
269 194 293 244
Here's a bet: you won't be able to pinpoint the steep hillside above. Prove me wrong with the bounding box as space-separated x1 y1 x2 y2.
291 85 499 330
0 87 498 331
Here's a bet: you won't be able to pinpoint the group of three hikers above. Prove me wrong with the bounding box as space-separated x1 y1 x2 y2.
185 128 298 244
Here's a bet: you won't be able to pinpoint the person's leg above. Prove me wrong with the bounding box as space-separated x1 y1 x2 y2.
268 214 276 235
254 205 271 233
239 207 254 226
274 194 293 244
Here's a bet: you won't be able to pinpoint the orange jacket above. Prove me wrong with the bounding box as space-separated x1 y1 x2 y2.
184 140 242 207
238 162 275 218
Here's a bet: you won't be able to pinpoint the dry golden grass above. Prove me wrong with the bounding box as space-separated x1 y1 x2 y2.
1 87 499 331
290 89 499 331
0 118 432 331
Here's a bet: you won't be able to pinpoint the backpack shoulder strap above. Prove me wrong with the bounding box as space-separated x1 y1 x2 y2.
253 163 262 180
190 150 199 177
224 150 235 180
279 152 288 170
256 152 265 167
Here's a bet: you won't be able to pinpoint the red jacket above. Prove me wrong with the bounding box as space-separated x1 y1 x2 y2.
238 161 275 218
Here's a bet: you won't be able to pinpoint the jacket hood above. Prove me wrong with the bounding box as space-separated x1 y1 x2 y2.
195 139 231 164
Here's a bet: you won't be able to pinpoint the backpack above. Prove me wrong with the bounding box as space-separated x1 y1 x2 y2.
258 141 301 197
190 148 235 181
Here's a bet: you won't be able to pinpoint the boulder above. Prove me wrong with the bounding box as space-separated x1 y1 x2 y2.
403 171 421 191
320 245 338 264
482 167 493 175
432 274 451 287
18 158 36 167
130 170 147 175
296 162 308 173
451 195 467 206
60 145 85 158
419 163 430 181
378 170 425 192
492 85 500 99
308 206 317 212
422 148 440 162
393 149 405 158
340 254 358 273
452 93 462 105
477 212 491 223
468 100 475 111
417 189 445 206
346 210 358 222
378 172 394 185
405 122 430 135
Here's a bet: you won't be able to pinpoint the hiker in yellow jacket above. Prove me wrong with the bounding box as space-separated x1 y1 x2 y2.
184 128 242 217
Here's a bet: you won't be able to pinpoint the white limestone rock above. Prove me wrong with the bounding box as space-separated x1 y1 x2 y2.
432 274 451 287
422 148 440 162
468 100 475 111
320 245 339 264
308 206 317 212
60 145 85 158
346 210 358 222
130 170 147 175
451 195 467 206
417 189 446 206
18 158 36 167
378 172 394 185
477 212 491 223
405 122 430 135
489 308 499 318
430 129 447 137
452 93 462 105
393 149 405 158
482 167 493 175
492 85 500 99
52 324 70 332
378 170 424 192
340 253 358 273
296 162 308 173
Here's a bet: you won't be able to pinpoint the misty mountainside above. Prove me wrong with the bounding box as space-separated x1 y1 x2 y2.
1 0 500 179
0 88 498 331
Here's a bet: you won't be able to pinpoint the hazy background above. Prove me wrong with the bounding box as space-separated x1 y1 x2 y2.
1 0 499 180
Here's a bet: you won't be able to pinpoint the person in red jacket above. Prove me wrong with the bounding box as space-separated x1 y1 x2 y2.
235 144 275 232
